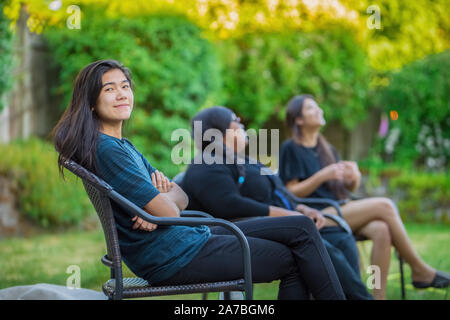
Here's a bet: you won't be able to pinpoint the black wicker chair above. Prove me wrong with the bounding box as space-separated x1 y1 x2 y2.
62 159 253 300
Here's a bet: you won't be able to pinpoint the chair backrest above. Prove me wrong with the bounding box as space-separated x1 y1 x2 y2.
62 159 123 274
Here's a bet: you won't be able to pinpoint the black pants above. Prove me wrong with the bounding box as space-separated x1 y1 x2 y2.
158 215 345 300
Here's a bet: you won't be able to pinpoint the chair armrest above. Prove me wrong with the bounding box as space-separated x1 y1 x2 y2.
181 210 214 218
289 196 352 233
108 190 253 299
110 189 241 230
322 213 352 234
289 195 344 217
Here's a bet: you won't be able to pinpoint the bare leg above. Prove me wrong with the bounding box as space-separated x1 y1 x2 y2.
357 220 391 300
322 197 436 284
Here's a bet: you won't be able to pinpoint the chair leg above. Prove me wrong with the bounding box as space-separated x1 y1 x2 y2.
397 251 406 300
218 291 245 300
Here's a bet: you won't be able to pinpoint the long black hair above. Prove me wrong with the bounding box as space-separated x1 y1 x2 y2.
285 94 348 200
52 59 132 180
191 106 234 151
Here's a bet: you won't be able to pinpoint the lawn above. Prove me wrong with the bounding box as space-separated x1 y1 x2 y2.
0 223 449 300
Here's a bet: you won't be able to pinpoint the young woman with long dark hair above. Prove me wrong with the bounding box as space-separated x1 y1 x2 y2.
279 94 450 299
52 60 345 299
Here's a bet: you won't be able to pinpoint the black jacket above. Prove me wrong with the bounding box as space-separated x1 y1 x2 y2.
181 157 276 220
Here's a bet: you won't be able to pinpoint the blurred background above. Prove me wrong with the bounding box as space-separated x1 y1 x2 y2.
0 0 448 299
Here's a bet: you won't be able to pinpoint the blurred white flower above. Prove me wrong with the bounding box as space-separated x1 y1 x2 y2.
49 0 62 11
385 127 400 154
426 157 436 168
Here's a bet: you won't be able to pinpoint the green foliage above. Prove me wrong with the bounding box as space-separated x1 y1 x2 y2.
373 51 450 169
358 155 407 190
359 157 449 224
389 171 450 224
0 138 94 228
0 2 13 111
8 0 450 73
44 9 222 178
40 3 447 178
218 29 371 130
353 0 450 71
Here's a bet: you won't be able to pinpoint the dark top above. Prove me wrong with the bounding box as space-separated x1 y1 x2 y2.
95 132 210 284
279 139 341 210
181 151 300 219
181 157 273 220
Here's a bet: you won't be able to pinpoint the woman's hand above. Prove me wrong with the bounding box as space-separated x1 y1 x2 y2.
319 162 346 183
342 161 361 191
131 215 158 232
151 170 174 193
342 161 360 181
296 204 326 230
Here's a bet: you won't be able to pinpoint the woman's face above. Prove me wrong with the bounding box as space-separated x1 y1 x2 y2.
94 68 134 126
225 113 248 153
296 98 326 129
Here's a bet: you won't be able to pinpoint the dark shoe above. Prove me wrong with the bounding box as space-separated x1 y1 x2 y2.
412 271 450 289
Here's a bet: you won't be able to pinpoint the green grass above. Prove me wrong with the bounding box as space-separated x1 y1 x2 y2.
0 223 449 300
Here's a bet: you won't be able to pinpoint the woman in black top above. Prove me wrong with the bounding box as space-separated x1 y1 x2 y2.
279 94 450 299
182 106 372 300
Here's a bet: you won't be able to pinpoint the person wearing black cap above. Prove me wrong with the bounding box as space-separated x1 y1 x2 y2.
181 106 373 300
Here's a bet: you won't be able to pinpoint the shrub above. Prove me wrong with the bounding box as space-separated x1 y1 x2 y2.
217 29 371 130
373 50 450 170
0 138 94 227
359 157 449 224
389 170 450 224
